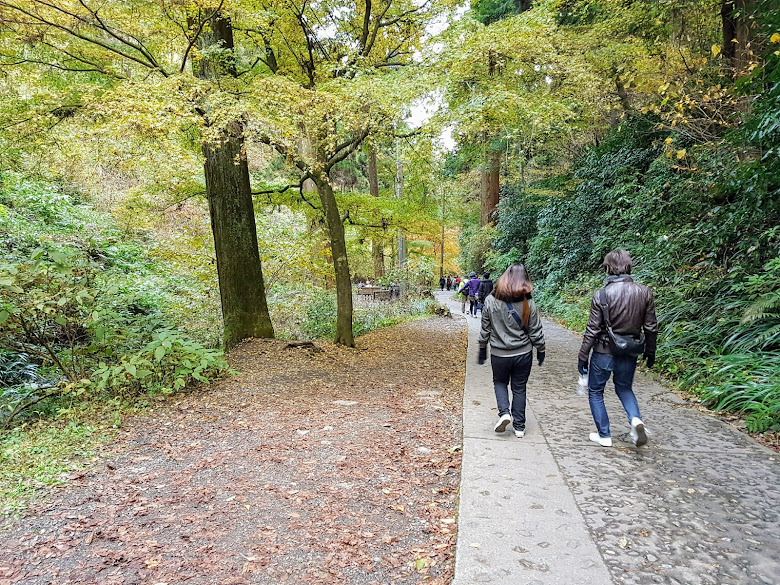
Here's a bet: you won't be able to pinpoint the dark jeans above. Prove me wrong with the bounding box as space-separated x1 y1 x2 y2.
587 352 641 438
491 352 533 430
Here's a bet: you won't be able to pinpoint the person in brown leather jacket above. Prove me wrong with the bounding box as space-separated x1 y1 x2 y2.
578 249 658 447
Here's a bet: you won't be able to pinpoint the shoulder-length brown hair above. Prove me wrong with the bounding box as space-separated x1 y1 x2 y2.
493 264 533 302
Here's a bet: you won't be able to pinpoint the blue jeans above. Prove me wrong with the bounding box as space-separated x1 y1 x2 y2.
588 352 641 438
491 352 533 430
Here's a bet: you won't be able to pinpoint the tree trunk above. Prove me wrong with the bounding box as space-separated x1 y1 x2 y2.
313 172 355 347
367 144 385 278
721 0 756 77
394 136 407 278
203 126 274 348
195 12 274 348
480 149 500 226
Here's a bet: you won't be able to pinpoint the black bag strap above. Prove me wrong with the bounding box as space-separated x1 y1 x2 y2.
506 300 529 334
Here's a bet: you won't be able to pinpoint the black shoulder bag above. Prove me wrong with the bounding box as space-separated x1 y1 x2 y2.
598 288 645 356
506 298 529 335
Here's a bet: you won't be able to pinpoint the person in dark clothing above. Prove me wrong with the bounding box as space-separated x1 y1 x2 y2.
478 272 493 307
446 277 452 290
578 249 658 448
477 264 545 438
439 276 446 290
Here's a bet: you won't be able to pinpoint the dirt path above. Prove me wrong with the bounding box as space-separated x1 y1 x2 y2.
0 317 466 585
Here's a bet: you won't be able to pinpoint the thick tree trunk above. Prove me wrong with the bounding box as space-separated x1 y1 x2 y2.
202 125 274 348
313 172 355 347
480 149 500 226
367 144 385 278
196 13 274 348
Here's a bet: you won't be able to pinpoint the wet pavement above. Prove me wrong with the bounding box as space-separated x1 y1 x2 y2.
436 291 780 585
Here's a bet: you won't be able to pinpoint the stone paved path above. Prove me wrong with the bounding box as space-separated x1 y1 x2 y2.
437 291 780 585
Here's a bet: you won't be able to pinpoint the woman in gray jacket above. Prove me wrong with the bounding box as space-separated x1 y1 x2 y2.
477 264 546 438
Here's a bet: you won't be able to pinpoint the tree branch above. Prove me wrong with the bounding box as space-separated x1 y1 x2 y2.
362 1 393 58
180 0 225 73
1 385 61 430
344 209 388 229
76 0 164 72
0 0 168 76
253 179 321 211
325 127 371 171
358 0 372 54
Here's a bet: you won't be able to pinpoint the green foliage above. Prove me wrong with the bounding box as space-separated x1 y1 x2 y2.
457 219 497 275
472 0 531 26
1 420 113 515
0 177 228 427
90 329 228 396
685 353 780 433
489 103 780 430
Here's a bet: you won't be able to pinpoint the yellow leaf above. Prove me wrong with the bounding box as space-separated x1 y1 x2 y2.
676 149 687 159
711 44 721 57
772 33 780 43
664 137 674 145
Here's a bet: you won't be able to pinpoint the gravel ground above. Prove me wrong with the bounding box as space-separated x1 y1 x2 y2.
0 316 466 585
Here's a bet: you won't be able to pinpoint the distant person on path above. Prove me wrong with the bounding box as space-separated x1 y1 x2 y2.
578 249 658 448
477 264 545 438
477 272 493 314
458 272 481 317
439 276 446 290
446 276 453 290
455 275 461 289
457 279 468 313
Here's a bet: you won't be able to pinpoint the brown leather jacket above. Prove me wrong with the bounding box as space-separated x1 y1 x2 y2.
578 275 658 361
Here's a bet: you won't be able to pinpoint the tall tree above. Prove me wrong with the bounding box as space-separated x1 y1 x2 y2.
367 143 386 278
0 0 275 349
194 11 274 348
244 0 437 345
480 148 501 226
721 0 757 77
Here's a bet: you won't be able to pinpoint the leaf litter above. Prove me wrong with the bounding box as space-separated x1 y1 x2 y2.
0 317 466 585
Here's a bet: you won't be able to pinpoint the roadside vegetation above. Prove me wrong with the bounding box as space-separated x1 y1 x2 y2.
0 175 438 513
453 1 780 438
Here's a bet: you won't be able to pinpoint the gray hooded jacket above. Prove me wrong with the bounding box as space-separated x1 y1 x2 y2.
478 294 545 357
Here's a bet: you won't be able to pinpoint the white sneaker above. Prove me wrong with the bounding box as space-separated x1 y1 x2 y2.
589 432 612 447
494 414 512 433
514 429 525 438
630 417 648 447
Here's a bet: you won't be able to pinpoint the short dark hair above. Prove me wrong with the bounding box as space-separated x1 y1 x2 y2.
603 249 632 275
483 272 490 279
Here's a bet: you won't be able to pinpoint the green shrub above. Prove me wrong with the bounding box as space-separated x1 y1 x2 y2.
90 329 228 396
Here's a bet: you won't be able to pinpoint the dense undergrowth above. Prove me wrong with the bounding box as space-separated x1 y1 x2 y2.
481 101 780 433
0 175 436 513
